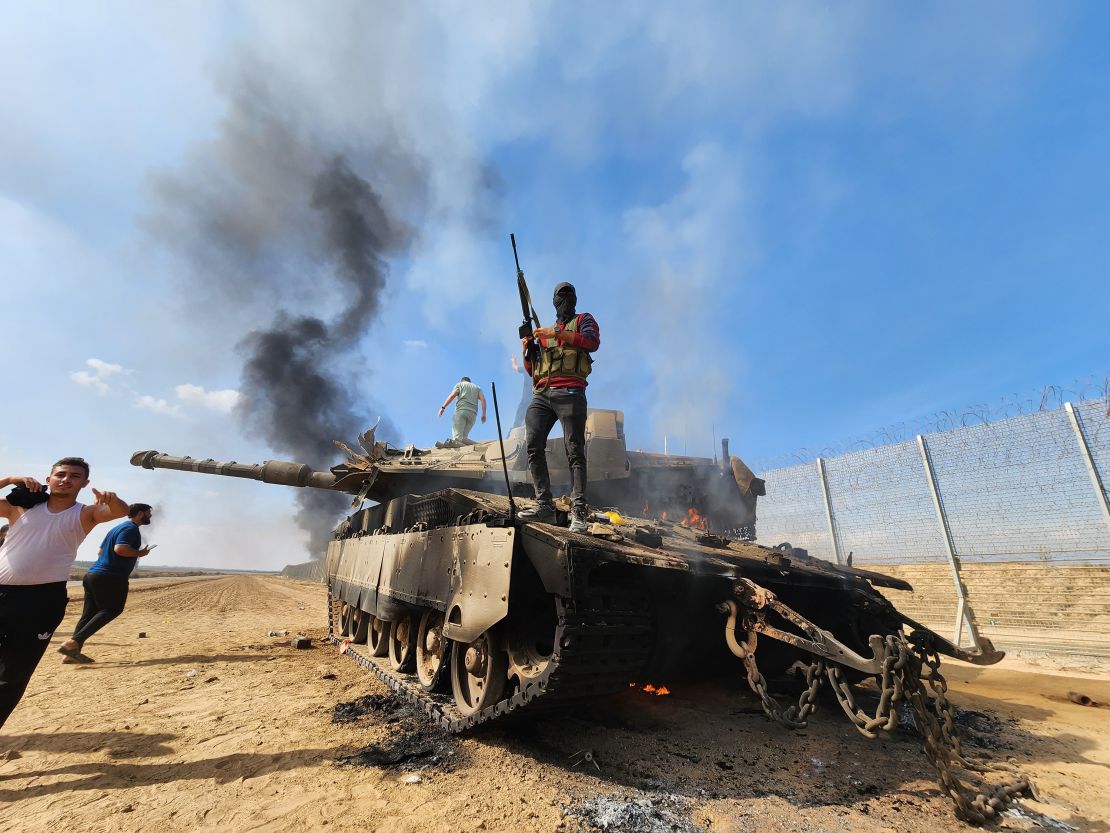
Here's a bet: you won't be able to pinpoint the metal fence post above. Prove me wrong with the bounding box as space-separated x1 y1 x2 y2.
1065 402 1110 530
815 457 843 565
916 435 981 649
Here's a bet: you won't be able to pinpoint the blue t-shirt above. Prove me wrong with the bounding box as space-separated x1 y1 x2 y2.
89 520 142 578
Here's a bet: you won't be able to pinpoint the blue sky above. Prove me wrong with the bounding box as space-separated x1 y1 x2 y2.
2 2 1107 569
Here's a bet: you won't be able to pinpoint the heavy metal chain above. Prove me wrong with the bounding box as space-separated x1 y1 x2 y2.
824 634 907 738
730 629 823 729
783 656 825 726
901 640 1032 824
731 624 1032 824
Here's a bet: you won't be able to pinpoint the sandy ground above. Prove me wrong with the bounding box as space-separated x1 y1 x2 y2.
1 575 1107 833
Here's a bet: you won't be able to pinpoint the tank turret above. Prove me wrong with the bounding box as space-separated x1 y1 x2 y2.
130 409 764 536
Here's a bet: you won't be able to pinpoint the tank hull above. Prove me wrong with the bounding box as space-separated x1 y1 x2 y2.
326 488 914 731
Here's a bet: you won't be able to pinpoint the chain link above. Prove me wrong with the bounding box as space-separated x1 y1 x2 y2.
729 620 1032 824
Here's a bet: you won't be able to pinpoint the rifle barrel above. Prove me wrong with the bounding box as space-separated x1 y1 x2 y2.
511 233 522 272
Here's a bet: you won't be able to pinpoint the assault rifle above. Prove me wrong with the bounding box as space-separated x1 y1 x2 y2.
511 233 542 367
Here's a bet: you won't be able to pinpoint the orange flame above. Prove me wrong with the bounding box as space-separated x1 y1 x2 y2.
681 507 708 530
660 511 668 522
632 682 672 697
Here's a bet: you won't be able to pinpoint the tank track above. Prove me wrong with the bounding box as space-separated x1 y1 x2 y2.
328 582 654 733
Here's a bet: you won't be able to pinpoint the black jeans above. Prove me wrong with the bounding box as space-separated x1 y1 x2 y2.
525 386 588 512
0 582 68 728
71 572 129 646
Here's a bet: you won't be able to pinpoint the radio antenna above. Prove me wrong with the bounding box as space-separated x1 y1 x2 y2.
491 382 517 521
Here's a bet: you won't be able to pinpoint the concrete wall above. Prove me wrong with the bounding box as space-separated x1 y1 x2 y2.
872 562 1110 658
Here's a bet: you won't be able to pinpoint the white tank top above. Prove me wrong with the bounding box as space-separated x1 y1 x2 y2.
0 502 88 585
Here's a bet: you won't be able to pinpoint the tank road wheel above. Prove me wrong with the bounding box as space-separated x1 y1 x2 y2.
450 629 508 717
339 603 355 637
367 615 389 657
415 610 451 692
388 613 417 672
349 608 369 644
506 595 557 689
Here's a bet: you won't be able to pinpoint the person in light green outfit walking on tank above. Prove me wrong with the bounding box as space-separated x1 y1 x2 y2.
437 376 486 443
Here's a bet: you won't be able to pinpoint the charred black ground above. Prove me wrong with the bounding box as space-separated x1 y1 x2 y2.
332 692 460 773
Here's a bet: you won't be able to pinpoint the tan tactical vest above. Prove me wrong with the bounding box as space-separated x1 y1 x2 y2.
534 315 593 388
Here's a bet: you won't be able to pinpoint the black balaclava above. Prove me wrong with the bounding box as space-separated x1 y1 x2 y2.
553 282 577 324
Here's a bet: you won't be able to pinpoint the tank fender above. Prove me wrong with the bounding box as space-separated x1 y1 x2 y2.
440 526 515 644
342 583 361 609
331 536 386 617
519 526 572 597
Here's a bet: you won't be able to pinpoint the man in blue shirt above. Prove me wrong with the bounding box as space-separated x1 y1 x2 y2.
57 503 153 663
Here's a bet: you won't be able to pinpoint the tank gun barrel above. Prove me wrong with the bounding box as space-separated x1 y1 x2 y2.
130 451 338 490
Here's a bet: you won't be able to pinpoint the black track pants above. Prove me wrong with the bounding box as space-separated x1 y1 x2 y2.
71 572 129 646
0 582 68 729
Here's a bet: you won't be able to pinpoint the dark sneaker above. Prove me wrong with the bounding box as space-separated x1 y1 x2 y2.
517 503 556 523
568 510 588 534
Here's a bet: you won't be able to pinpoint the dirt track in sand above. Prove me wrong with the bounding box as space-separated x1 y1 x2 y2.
1 575 1107 833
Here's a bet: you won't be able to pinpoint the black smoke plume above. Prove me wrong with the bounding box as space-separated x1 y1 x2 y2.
147 69 422 557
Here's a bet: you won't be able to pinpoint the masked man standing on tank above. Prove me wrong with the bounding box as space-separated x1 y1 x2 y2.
518 282 600 533
0 458 129 728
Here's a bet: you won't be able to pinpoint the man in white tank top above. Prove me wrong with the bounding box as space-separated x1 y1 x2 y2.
0 457 129 728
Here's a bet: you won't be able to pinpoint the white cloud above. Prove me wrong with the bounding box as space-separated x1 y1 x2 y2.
70 371 109 395
69 357 127 395
403 340 428 350
174 383 241 414
134 394 182 417
87 358 123 375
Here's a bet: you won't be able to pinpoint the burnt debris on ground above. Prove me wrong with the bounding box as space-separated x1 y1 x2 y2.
333 692 459 772
332 693 412 725
950 707 1018 752
892 699 1016 752
562 790 700 833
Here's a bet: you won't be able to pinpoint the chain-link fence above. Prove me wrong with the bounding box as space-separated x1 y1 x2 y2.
755 398 1110 658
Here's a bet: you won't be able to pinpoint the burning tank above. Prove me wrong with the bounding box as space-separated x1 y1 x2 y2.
130 408 1029 823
